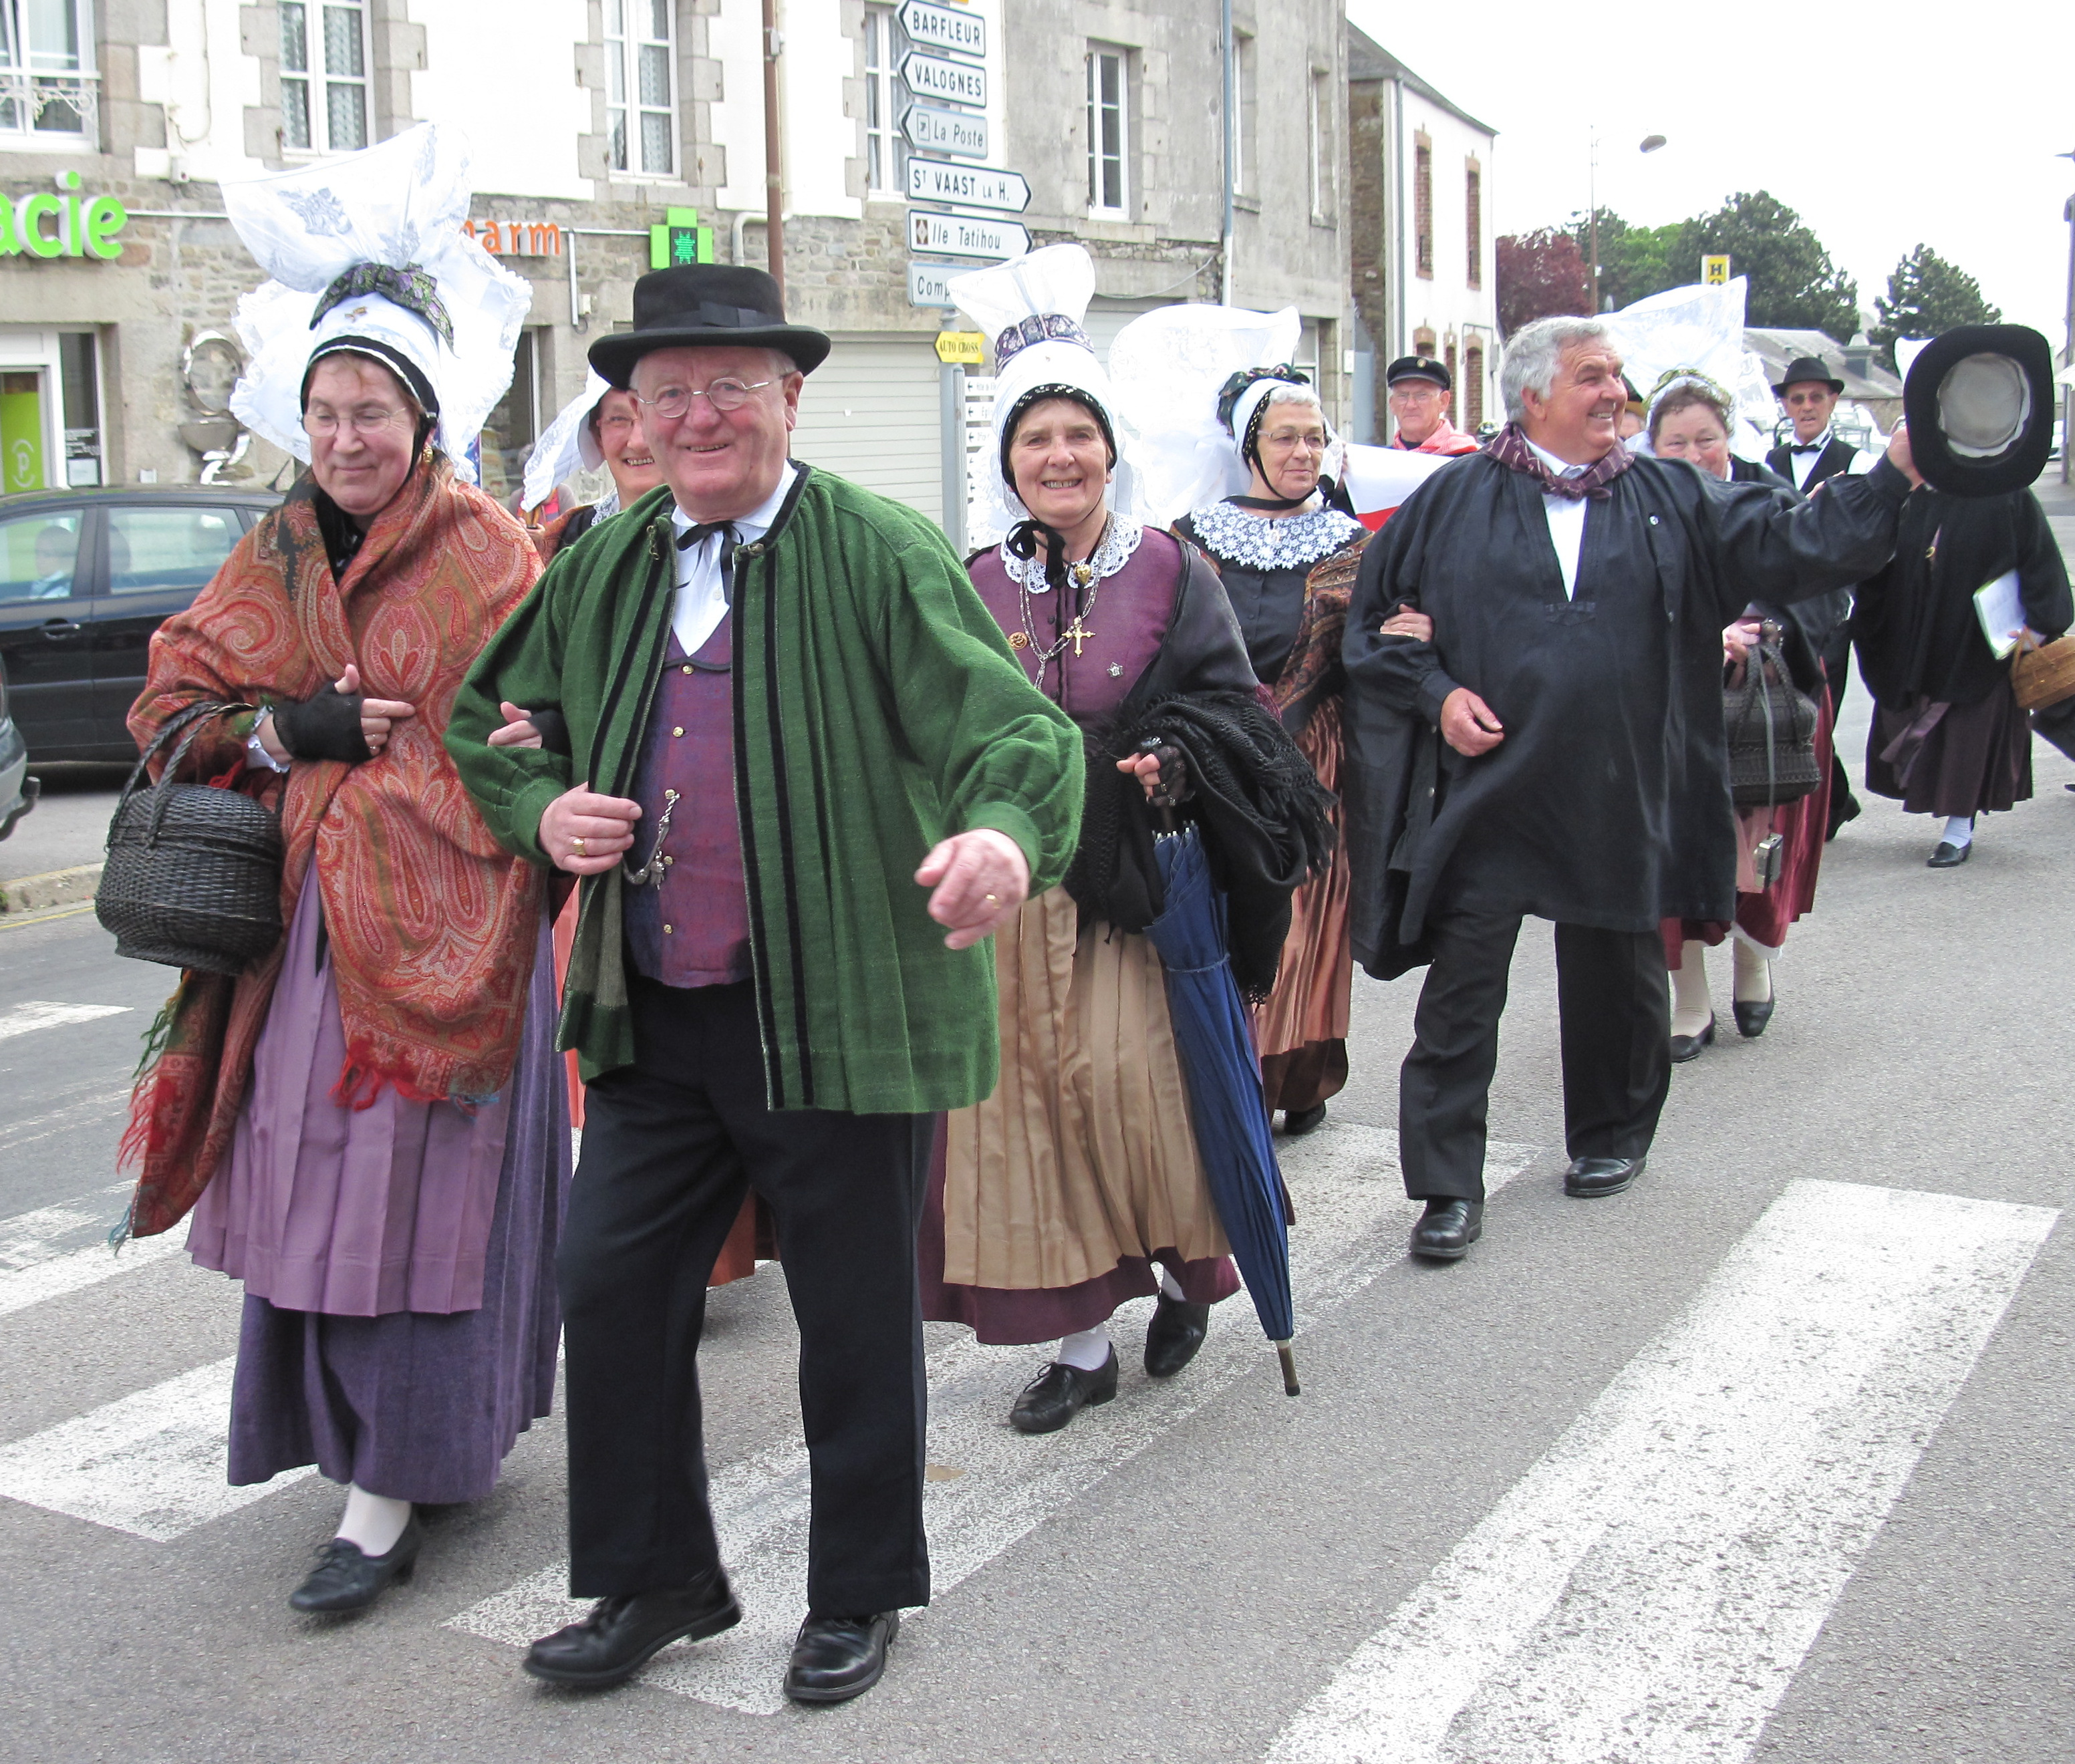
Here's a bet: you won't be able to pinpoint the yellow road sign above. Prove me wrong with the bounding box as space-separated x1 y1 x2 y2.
1701 254 1731 286
934 330 986 365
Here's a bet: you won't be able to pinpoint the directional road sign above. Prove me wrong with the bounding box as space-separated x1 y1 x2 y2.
908 260 958 307
910 211 1028 261
902 102 988 160
898 0 985 59
907 158 1030 214
901 49 986 109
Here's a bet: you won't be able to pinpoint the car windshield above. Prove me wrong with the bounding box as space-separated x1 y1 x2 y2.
0 512 82 603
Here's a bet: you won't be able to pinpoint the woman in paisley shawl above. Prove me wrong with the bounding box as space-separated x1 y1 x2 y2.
1174 367 1429 1133
119 128 567 1618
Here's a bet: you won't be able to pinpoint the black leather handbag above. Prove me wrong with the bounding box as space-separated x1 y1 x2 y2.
1723 622 1822 810
96 700 285 976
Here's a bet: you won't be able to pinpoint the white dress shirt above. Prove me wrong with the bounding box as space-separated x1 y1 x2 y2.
668 461 797 655
1782 428 1877 492
1524 436 1591 601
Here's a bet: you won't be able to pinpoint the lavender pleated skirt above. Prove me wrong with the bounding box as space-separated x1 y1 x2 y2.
217 903 569 1504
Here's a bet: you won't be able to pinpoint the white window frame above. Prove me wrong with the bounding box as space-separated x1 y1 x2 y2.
605 0 678 180
279 0 370 157
1086 45 1129 218
1307 68 1334 223
0 0 98 148
862 4 911 198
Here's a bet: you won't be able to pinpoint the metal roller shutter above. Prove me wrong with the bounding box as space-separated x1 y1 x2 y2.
789 334 945 524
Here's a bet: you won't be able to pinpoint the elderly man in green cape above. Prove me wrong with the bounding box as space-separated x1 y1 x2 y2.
446 265 1081 1706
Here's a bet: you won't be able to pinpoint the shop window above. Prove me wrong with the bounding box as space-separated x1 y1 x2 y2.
1086 45 1129 216
0 0 98 144
104 507 239 596
59 331 100 487
477 331 540 509
863 4 910 196
605 0 677 178
280 0 370 154
0 510 81 603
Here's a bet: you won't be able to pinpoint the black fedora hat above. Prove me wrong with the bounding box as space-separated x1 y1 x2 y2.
1904 324 2056 498
588 264 831 386
1770 355 1844 397
1385 353 1450 392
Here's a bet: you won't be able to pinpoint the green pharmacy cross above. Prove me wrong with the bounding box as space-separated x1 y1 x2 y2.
650 207 715 270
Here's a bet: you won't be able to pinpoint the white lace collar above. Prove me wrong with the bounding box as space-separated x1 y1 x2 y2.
999 517 1145 593
1185 499 1361 573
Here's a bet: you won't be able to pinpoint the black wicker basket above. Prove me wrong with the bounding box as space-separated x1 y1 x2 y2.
1723 636 1822 810
96 700 285 976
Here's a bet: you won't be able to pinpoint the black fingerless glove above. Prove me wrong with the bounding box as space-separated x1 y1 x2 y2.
269 691 372 762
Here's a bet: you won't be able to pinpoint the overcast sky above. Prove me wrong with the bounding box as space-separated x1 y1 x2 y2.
1345 0 2074 343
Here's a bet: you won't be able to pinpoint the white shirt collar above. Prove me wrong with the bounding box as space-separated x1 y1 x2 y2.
1524 436 1590 480
1787 428 1834 452
670 460 798 548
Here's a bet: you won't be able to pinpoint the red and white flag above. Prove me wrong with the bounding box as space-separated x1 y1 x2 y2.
1335 442 1460 531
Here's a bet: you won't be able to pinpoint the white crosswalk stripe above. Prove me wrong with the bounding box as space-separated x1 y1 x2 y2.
447 1127 1540 1715
0 1001 130 1041
1263 1178 2057 1764
0 1187 186 1318
0 1356 313 1540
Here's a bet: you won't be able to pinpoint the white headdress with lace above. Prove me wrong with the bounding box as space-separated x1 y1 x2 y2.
221 122 532 482
948 244 1147 544
521 370 617 511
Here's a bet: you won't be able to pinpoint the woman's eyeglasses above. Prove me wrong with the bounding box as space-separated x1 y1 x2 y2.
634 379 775 420
302 406 414 437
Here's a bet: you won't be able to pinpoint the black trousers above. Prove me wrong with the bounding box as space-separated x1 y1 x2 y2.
1822 629 1862 836
1399 901 1671 1201
559 975 932 1614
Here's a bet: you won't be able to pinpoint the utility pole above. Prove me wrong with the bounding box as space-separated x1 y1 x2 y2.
2060 150 2074 484
1586 130 1599 315
761 0 786 295
1219 0 1235 305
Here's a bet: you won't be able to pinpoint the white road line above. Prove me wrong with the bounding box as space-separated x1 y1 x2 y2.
0 1185 187 1318
1264 1178 2058 1764
0 1356 313 1541
0 1001 131 1041
448 1127 1541 1715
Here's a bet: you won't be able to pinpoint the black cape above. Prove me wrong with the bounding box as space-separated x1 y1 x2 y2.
1851 487 2072 711
1727 456 1845 696
1341 451 1911 974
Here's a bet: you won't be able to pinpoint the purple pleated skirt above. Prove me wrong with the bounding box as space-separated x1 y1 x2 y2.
211 900 569 1504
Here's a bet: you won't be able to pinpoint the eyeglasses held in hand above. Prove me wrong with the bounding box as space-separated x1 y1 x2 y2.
634 379 775 420
302 406 414 438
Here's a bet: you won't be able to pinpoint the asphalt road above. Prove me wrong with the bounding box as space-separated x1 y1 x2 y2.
1 527 2072 1761
0 762 126 885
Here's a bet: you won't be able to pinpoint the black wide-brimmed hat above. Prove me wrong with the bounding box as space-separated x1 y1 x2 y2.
1903 324 2056 498
1770 355 1845 397
1385 354 1450 391
588 265 831 386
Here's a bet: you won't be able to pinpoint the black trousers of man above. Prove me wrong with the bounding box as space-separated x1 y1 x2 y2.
559 974 932 1616
1399 899 1671 1201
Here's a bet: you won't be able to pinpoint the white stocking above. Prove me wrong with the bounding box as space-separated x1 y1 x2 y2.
1055 1324 1113 1371
336 1484 412 1556
1669 940 1713 1038
1732 935 1773 1004
1155 1265 1186 1301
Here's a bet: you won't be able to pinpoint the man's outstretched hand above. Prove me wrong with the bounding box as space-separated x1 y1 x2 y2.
916 829 1029 950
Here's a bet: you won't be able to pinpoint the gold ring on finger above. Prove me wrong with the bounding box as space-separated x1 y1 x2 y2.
984 893 999 907
572 837 587 856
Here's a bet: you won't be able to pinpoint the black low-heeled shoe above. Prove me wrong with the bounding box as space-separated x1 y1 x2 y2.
1281 1102 1328 1136
785 1611 899 1705
1927 841 1971 869
1670 1015 1715 1063
1732 994 1774 1038
289 1513 424 1614
522 1573 741 1687
1143 1292 1211 1377
1409 1198 1482 1260
1009 1350 1118 1434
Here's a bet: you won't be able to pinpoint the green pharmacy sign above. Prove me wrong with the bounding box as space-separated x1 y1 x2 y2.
1 171 128 260
649 206 714 270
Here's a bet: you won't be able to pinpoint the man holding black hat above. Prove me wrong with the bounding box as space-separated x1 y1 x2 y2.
447 264 1082 1705
1767 353 1880 838
1386 355 1482 455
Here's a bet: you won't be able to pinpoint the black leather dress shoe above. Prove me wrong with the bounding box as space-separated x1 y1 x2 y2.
289 1513 423 1613
1669 1015 1714 1063
1732 994 1775 1038
1009 1350 1118 1433
1143 1292 1211 1377
1564 1155 1644 1198
785 1611 898 1704
1281 1101 1328 1135
522 1574 742 1687
1409 1198 1482 1260
1927 841 1971 868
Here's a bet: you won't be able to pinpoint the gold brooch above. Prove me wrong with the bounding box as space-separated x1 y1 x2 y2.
1008 631 1030 649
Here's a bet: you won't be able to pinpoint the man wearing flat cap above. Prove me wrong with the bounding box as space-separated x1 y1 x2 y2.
1386 355 1482 456
448 264 1082 1704
1767 353 1881 839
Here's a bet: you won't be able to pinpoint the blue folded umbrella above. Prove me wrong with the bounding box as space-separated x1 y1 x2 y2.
1148 825 1299 1395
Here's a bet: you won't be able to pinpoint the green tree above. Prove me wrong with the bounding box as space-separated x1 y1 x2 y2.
1567 208 1689 311
1870 245 2003 370
1683 191 1858 341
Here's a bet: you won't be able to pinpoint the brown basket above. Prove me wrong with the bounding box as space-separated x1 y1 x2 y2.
2012 629 2075 713
96 700 285 976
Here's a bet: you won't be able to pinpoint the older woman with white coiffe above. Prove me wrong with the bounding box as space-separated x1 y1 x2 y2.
522 370 668 559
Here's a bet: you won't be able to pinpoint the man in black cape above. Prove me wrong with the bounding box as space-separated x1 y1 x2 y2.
1342 315 1919 1260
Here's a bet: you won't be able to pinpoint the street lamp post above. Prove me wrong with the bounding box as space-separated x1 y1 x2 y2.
1588 134 1667 316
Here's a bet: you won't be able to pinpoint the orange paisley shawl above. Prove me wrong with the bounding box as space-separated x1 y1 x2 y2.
120 456 544 1237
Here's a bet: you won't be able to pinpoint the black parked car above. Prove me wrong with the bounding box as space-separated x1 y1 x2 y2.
0 486 280 763
0 659 33 840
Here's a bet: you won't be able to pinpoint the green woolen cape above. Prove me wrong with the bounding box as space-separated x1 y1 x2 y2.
446 468 1083 1114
